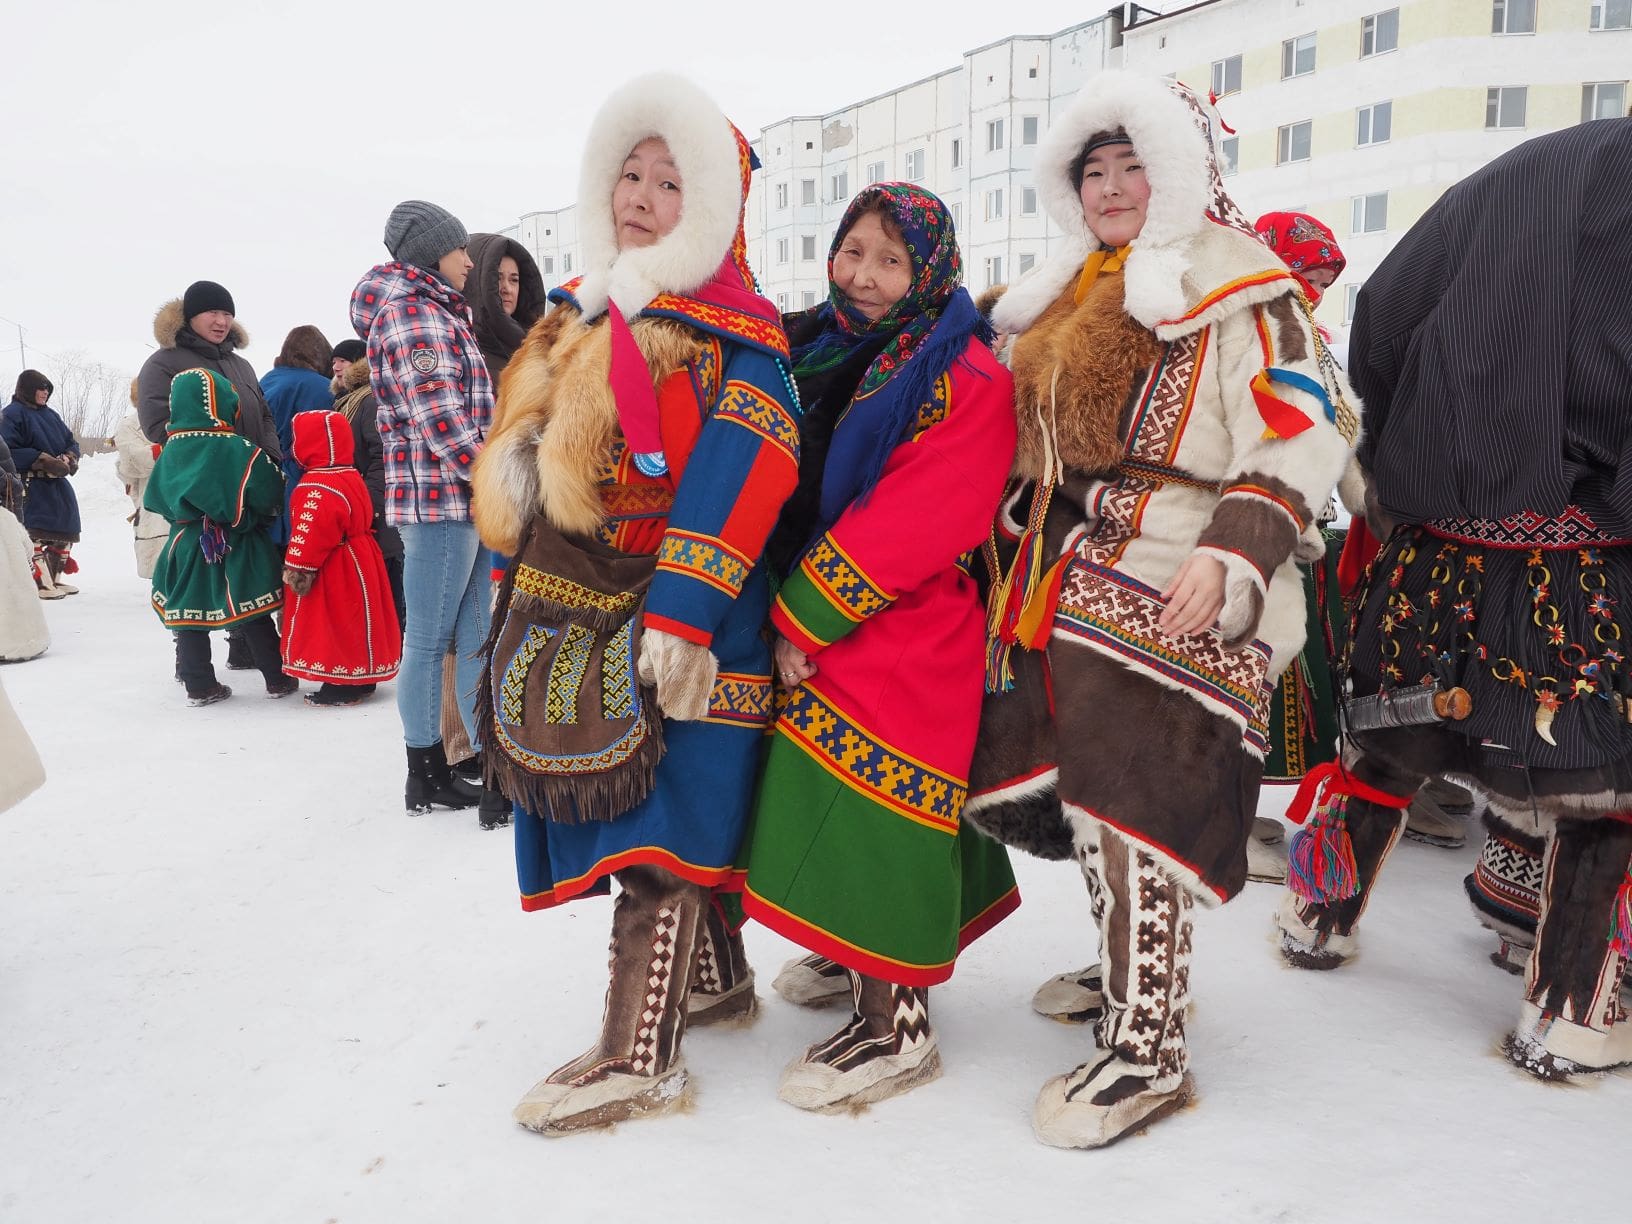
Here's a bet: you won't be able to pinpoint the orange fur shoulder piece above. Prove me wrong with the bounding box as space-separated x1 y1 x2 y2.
1006 272 1163 480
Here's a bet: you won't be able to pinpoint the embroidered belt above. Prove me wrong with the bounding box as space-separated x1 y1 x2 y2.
1425 507 1632 550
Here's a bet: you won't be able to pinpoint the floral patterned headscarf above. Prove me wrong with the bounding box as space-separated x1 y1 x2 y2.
1255 210 1346 304
793 183 989 516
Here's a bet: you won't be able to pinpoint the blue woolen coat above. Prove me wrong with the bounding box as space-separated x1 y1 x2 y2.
0 398 81 538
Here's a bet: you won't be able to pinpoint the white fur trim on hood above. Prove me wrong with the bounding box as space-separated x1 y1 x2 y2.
993 70 1282 338
573 73 744 320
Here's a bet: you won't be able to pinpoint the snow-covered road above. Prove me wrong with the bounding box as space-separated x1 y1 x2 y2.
2 456 1622 1223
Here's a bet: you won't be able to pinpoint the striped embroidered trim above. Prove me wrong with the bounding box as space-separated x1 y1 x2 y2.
656 529 751 596
1159 269 1295 328
801 535 893 623
702 672 773 727
512 564 642 615
713 380 800 464
776 681 967 834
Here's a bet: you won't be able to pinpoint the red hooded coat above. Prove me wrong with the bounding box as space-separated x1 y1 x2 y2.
281 411 402 683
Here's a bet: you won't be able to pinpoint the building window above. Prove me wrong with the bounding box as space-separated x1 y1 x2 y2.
987 118 1005 151
777 293 788 311
829 170 849 203
1276 120 1313 164
1345 284 1361 324
1583 81 1628 121
1220 136 1239 176
1486 85 1528 128
951 201 962 229
986 189 1004 220
866 160 886 184
805 141 814 150
1281 32 1316 78
541 257 554 275
776 238 790 264
1020 186 1038 216
562 254 572 273
800 235 817 261
1356 100 1393 146
950 138 962 169
1361 9 1399 56
1592 0 1632 30
984 256 1004 288
802 290 817 309
799 179 816 206
1018 252 1036 276
904 148 925 180
1492 0 1535 33
1211 54 1243 96
1021 116 1039 145
774 183 789 210
1351 191 1388 234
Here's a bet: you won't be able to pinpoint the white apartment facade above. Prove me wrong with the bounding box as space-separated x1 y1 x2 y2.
501 1 1630 336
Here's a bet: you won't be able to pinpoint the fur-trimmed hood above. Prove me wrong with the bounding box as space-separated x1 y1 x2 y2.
572 73 750 320
152 298 250 352
992 71 1293 340
332 356 371 398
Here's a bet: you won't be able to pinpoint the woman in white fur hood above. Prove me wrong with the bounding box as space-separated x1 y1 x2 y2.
966 70 1360 1149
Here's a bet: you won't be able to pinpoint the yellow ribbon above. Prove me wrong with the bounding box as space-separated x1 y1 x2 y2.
1074 245 1133 304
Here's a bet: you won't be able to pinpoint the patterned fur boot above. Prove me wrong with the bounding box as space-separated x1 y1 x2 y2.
43 544 78 595
1276 797 1409 970
513 865 707 1135
1034 830 1195 1149
31 549 65 601
1031 964 1105 1024
771 953 850 1008
1464 810 1545 975
1502 816 1632 1081
778 971 940 1112
686 898 759 1027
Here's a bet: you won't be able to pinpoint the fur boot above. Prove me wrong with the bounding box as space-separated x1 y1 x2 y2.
771 953 850 1008
1503 816 1632 1081
686 899 759 1027
43 544 77 595
1033 829 1195 1149
1465 809 1546 974
31 549 65 600
1031 964 1105 1025
1276 798 1409 970
1246 819 1289 884
778 972 941 1112
514 864 707 1134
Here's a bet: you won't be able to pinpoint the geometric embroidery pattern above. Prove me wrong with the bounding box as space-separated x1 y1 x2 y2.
712 380 800 465
802 536 892 622
1426 505 1632 551
601 619 637 720
778 682 966 833
501 624 556 727
545 624 593 724
911 374 952 437
512 563 642 616
657 529 750 597
704 672 773 726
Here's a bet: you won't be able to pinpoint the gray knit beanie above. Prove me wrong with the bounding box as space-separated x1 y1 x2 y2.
384 200 469 271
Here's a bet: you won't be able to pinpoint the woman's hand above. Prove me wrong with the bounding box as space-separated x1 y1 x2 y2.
1159 552 1226 637
774 636 817 688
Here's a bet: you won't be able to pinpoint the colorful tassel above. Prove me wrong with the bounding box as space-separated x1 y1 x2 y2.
199 517 230 565
1251 366 1336 440
985 478 1060 693
1610 867 1632 959
1287 797 1360 904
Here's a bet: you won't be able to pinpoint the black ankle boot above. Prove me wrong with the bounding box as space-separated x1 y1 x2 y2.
225 632 255 671
405 741 482 814
478 785 512 830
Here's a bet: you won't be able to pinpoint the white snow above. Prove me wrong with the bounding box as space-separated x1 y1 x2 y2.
2 454 1624 1224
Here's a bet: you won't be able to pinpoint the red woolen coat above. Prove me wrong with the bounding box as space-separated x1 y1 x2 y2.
281 411 402 684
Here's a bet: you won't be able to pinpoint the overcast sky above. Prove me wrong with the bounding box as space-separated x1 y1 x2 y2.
2 0 1115 398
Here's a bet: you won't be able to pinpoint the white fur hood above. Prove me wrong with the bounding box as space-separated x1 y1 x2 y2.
992 70 1292 339
572 73 747 320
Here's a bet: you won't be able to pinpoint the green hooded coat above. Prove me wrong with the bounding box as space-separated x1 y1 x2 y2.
145 368 285 629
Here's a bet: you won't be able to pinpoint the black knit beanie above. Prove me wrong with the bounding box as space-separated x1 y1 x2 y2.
183 280 236 320
14 369 53 402
332 339 366 363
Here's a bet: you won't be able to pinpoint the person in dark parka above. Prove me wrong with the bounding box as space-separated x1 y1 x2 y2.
465 233 547 380
0 370 81 593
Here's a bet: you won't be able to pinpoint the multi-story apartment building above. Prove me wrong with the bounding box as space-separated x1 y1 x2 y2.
500 1 1629 336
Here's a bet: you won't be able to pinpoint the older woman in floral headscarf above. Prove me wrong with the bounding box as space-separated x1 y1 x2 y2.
735 183 1020 1113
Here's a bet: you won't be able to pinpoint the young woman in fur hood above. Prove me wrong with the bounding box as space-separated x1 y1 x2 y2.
470 73 800 1136
966 71 1359 1148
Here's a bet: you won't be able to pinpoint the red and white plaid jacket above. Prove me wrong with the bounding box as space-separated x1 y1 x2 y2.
350 263 494 525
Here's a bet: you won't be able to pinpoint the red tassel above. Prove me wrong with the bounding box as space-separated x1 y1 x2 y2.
1611 868 1632 958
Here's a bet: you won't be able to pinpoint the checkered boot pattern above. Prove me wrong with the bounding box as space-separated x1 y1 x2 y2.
545 864 706 1088
686 898 758 1026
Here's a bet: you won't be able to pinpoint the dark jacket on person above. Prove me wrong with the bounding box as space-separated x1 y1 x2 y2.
466 233 547 379
0 395 81 538
0 431 21 512
261 364 334 546
331 357 402 560
136 299 281 459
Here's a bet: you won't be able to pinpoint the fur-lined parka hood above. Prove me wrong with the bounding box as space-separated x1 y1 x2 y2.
153 298 249 352
332 356 371 398
572 73 751 320
992 71 1294 340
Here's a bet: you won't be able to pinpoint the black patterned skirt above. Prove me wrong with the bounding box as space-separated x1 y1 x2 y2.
1346 512 1632 773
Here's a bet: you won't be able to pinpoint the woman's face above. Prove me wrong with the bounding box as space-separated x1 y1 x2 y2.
612 138 684 251
497 256 520 316
832 210 912 323
1303 266 1338 303
1078 143 1150 248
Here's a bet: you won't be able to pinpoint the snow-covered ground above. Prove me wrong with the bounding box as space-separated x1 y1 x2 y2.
2 455 1623 1224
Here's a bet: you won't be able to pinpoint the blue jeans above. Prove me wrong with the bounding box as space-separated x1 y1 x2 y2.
397 521 491 749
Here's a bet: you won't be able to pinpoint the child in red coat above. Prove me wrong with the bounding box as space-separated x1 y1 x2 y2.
282 411 402 705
